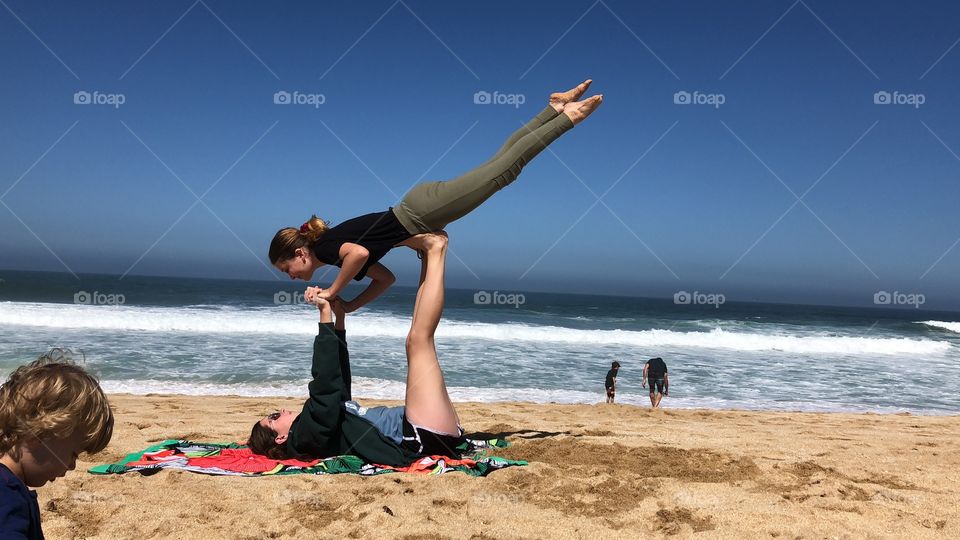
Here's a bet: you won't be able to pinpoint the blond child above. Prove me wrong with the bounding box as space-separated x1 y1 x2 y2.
0 349 114 540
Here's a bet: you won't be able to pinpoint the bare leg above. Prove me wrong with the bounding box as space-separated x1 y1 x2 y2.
398 234 437 279
483 79 591 165
392 80 602 236
399 233 442 330
403 233 460 434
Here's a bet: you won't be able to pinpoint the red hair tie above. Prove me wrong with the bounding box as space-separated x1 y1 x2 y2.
299 222 309 234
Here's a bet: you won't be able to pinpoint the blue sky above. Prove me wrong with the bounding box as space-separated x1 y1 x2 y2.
1 1 959 309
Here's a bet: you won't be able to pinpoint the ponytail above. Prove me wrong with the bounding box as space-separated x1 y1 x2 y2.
298 215 328 243
268 215 329 263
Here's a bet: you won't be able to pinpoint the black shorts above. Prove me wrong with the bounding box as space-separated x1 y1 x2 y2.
648 378 665 394
400 416 465 458
605 386 615 396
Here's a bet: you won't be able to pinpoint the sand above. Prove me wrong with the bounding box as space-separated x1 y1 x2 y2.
33 394 960 539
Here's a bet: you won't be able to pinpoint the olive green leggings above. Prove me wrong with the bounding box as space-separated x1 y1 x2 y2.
393 106 575 234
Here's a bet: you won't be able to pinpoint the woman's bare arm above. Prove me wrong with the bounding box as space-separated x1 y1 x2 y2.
317 243 369 301
341 262 396 313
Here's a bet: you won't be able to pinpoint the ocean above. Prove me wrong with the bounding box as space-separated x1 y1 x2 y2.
1 270 958 414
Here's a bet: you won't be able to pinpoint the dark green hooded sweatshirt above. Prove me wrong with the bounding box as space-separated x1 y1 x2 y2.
284 323 422 466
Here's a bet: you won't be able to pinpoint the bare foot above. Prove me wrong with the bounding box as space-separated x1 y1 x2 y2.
404 231 449 254
562 94 603 125
549 79 592 113
422 231 448 253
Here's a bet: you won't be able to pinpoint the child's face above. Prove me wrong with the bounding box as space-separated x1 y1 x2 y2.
19 431 85 488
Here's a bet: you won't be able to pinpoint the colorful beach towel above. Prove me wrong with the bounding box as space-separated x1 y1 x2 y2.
89 438 523 477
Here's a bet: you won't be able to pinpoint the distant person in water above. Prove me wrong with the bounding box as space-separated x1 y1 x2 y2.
605 361 620 403
642 357 669 408
603 362 620 403
268 79 603 313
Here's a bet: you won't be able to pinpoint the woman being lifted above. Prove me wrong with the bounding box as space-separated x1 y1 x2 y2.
269 79 603 312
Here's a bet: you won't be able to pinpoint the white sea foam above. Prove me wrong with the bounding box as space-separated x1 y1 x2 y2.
918 320 960 334
1 302 951 356
99 377 592 403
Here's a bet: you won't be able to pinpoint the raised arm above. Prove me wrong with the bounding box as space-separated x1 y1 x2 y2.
332 296 347 331
285 293 344 453
331 296 350 400
311 288 351 399
304 288 334 324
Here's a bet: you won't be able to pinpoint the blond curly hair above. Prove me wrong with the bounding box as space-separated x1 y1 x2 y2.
0 348 113 456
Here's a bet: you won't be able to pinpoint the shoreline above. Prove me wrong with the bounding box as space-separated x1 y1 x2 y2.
105 391 960 417
34 393 959 538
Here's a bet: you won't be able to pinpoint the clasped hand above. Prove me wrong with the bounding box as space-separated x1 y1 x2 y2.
304 286 357 313
304 286 346 316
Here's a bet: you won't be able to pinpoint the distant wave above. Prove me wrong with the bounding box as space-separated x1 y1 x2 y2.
0 302 951 356
918 320 960 334
437 322 950 355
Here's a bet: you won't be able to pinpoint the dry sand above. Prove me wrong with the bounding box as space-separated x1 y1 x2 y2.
34 394 960 539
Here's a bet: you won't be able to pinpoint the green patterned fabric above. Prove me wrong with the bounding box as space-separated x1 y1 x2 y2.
89 438 523 477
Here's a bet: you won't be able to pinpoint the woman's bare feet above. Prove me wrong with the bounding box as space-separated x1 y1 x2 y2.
421 231 448 253
549 79 592 113
562 95 603 125
402 231 449 254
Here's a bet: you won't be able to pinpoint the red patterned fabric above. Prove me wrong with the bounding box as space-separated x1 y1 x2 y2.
186 448 321 473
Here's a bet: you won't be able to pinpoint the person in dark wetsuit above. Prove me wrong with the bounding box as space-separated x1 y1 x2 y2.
268 79 604 313
604 361 620 403
642 357 669 408
248 232 468 462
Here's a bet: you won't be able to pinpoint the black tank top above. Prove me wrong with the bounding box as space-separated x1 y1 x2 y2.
310 209 413 280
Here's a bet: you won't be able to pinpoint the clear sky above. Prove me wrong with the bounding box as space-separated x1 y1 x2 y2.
1 1 959 310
